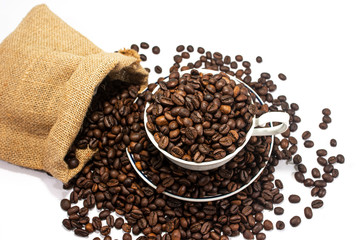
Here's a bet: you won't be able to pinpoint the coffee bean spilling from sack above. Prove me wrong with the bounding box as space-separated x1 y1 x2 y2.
60 43 345 240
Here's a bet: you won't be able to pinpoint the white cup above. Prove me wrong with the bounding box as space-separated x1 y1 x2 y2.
144 69 289 171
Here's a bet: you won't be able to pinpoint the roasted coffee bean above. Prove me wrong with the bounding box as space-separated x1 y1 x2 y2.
301 131 311 140
311 199 323 209
319 122 328 129
297 164 307 173
317 157 327 166
312 168 321 178
140 42 149 49
62 219 73 230
176 45 185 52
276 221 285 230
154 65 162 74
114 217 124 229
288 194 301 203
123 233 132 240
330 138 337 147
275 179 283 189
74 228 89 237
290 216 301 227
318 188 327 198
61 199 71 211
152 46 160 54
274 207 284 215
322 108 331 116
336 154 345 164
278 73 287 81
256 56 263 63
263 220 273 230
322 173 333 183
314 180 327 188
316 149 327 157
130 44 139 52
293 154 302 164
304 207 313 219
294 172 305 183
303 178 314 187
304 140 314 148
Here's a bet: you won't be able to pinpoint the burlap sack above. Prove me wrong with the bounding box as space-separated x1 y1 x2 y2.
0 4 148 183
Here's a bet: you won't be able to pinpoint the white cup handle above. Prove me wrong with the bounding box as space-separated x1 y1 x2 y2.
252 112 290 136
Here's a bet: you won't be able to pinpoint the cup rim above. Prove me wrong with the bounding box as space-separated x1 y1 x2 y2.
144 69 258 170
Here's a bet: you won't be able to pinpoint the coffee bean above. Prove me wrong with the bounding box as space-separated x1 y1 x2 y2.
322 108 331 116
317 157 327 166
297 164 307 173
303 178 314 187
311 199 323 209
74 228 89 237
62 219 72 230
294 172 305 183
197 47 205 54
304 207 313 219
276 221 285 230
140 54 147 61
322 173 333 183
336 154 345 164
263 220 273 230
130 44 139 52
114 217 124 229
278 73 287 81
274 207 284 215
275 179 283 189
152 46 160 54
314 180 327 188
318 188 327 198
235 55 243 62
140 42 149 49
293 154 302 164
319 122 328 129
304 140 314 148
290 216 301 227
67 158 79 169
176 45 185 52
316 149 327 157
323 115 332 124
256 56 263 63
61 199 71 211
154 65 162 74
288 194 301 203
330 139 337 147
123 233 132 240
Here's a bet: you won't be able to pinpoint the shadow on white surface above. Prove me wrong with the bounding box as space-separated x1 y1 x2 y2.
0 159 67 199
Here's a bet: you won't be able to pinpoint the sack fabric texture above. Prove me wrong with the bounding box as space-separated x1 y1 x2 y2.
0 4 148 183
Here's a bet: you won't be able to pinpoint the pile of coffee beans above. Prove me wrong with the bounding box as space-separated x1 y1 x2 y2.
146 69 257 162
59 43 345 240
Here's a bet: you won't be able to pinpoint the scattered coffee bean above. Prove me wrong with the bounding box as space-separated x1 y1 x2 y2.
60 199 71 211
256 56 263 63
322 108 331 116
278 73 287 81
301 131 311 140
336 154 345 163
319 122 328 129
304 207 313 219
263 220 273 230
311 199 324 209
311 168 321 178
290 216 301 227
152 46 160 54
176 45 185 52
130 44 139 52
140 42 149 49
276 221 285 230
274 207 284 215
288 194 301 203
330 139 337 147
304 140 314 148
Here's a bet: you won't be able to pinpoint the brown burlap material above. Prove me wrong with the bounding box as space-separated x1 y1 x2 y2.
0 4 148 183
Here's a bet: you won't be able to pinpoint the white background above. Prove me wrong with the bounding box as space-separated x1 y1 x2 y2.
0 0 359 239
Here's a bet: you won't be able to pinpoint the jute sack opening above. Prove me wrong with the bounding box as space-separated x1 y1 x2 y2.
0 4 148 183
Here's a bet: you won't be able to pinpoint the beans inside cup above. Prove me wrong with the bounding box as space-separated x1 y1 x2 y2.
146 69 258 162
